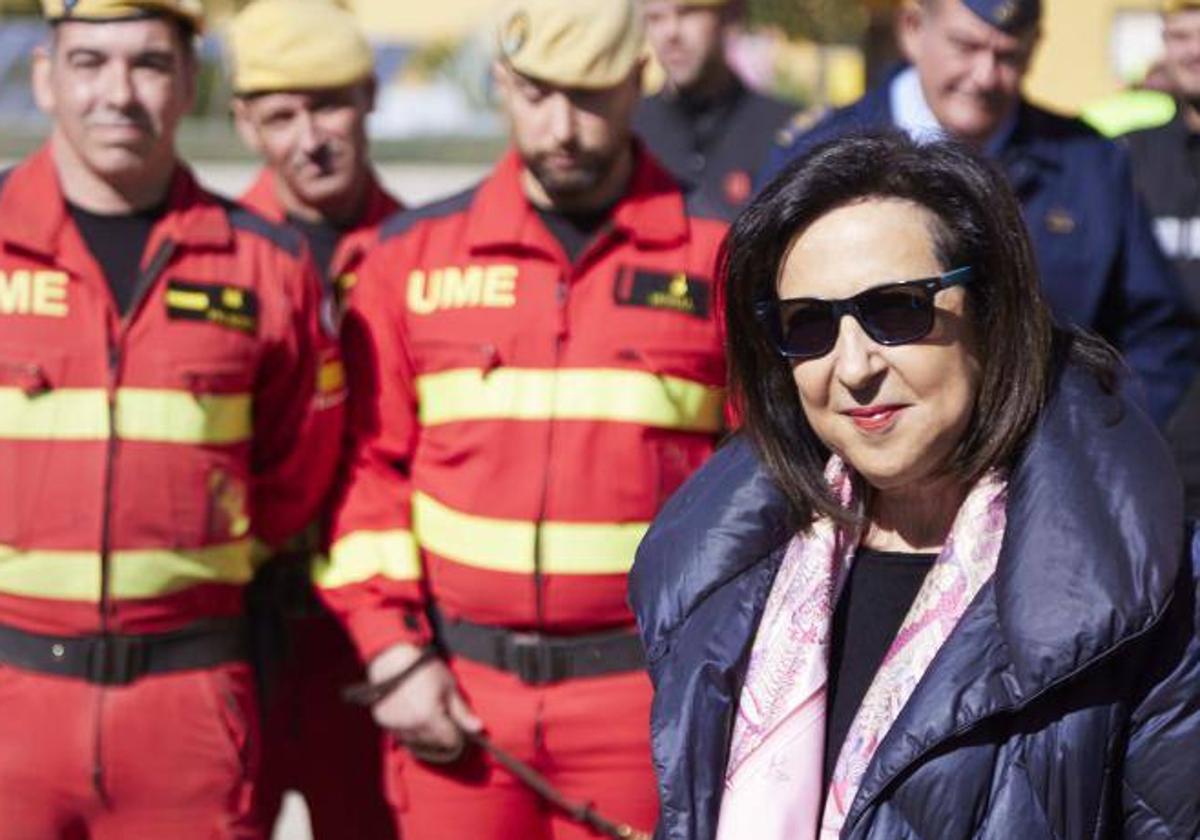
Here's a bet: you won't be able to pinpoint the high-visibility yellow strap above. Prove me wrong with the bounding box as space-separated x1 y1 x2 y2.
415 368 724 432
0 387 252 444
412 492 647 575
318 529 421 589
116 389 252 444
0 540 255 601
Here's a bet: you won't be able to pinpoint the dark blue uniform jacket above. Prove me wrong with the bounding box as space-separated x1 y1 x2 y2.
761 73 1199 427
630 365 1200 840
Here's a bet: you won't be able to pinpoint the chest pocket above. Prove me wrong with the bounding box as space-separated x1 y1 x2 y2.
0 347 95 545
161 360 256 548
1026 200 1112 328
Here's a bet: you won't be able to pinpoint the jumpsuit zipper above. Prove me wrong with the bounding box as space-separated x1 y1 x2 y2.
531 227 616 633
92 239 177 798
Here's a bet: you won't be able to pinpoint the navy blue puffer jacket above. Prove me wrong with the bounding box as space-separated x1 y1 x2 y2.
629 365 1200 840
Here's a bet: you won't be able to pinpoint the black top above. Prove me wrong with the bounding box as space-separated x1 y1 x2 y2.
1125 112 1200 519
287 213 345 290
535 205 611 264
1125 112 1200 314
69 202 164 317
823 546 937 789
633 78 794 213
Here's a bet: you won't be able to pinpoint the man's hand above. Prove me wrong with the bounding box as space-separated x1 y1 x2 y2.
368 642 483 763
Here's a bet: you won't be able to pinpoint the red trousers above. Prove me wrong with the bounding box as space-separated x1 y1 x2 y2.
254 612 396 839
0 661 260 840
389 658 658 840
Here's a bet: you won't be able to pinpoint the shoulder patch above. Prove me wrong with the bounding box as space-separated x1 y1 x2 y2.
775 105 830 148
219 199 303 258
380 184 481 242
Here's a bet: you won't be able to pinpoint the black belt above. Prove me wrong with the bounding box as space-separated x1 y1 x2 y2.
0 618 249 686
433 614 645 686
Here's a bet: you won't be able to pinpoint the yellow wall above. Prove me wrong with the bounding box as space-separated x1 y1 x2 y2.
1025 0 1161 113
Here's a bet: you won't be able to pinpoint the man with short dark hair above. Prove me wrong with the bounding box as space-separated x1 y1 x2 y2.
227 1 401 836
0 1 342 836
766 0 1200 429
635 0 793 213
319 1 729 837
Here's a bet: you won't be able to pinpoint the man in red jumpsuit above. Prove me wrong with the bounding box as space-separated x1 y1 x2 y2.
322 0 730 837
0 2 342 837
228 1 399 836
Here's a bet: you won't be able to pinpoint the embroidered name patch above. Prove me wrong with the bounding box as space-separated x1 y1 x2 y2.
165 281 259 334
614 269 711 318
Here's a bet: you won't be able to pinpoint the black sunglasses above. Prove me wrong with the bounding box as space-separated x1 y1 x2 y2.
755 266 974 360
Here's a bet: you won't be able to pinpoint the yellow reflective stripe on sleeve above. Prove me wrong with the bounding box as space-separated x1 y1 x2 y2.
412 492 647 575
116 389 252 444
0 540 255 601
317 529 421 589
415 368 724 432
0 387 252 444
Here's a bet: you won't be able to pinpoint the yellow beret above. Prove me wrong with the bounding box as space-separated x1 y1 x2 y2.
498 0 644 90
230 0 373 94
1164 0 1200 11
41 0 203 32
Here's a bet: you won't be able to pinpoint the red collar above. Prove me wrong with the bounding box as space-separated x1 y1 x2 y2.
239 167 402 232
464 142 690 257
0 142 232 261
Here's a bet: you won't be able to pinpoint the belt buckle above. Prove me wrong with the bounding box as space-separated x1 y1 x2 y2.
88 636 148 686
508 633 559 685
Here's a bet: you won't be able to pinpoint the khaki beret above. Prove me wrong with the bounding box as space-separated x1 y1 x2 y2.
1164 0 1200 11
498 0 644 90
230 0 373 95
41 0 203 31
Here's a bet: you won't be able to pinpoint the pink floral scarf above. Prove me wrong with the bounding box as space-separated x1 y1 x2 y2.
716 457 1007 840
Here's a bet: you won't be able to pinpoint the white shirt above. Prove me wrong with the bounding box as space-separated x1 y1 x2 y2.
889 65 1017 155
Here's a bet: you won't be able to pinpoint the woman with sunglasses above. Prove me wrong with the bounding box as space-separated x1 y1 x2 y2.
629 132 1200 840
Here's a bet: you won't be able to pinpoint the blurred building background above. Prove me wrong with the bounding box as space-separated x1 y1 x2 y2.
0 0 1177 164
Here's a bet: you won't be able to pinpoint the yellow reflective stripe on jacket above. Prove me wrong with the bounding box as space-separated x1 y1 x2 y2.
0 388 108 439
318 529 421 588
415 368 724 432
0 387 252 444
0 540 255 600
412 492 647 575
116 389 252 444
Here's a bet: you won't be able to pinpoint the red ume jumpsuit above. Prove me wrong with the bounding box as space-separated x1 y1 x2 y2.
322 146 729 839
0 145 343 839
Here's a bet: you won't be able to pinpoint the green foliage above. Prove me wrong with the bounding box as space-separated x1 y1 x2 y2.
746 0 870 44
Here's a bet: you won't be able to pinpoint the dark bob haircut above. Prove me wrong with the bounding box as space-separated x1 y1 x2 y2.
724 131 1059 529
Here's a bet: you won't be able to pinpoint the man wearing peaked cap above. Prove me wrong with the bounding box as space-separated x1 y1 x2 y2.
765 0 1200 432
318 0 730 837
0 1 345 838
1124 0 1200 524
635 0 794 213
228 1 400 838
